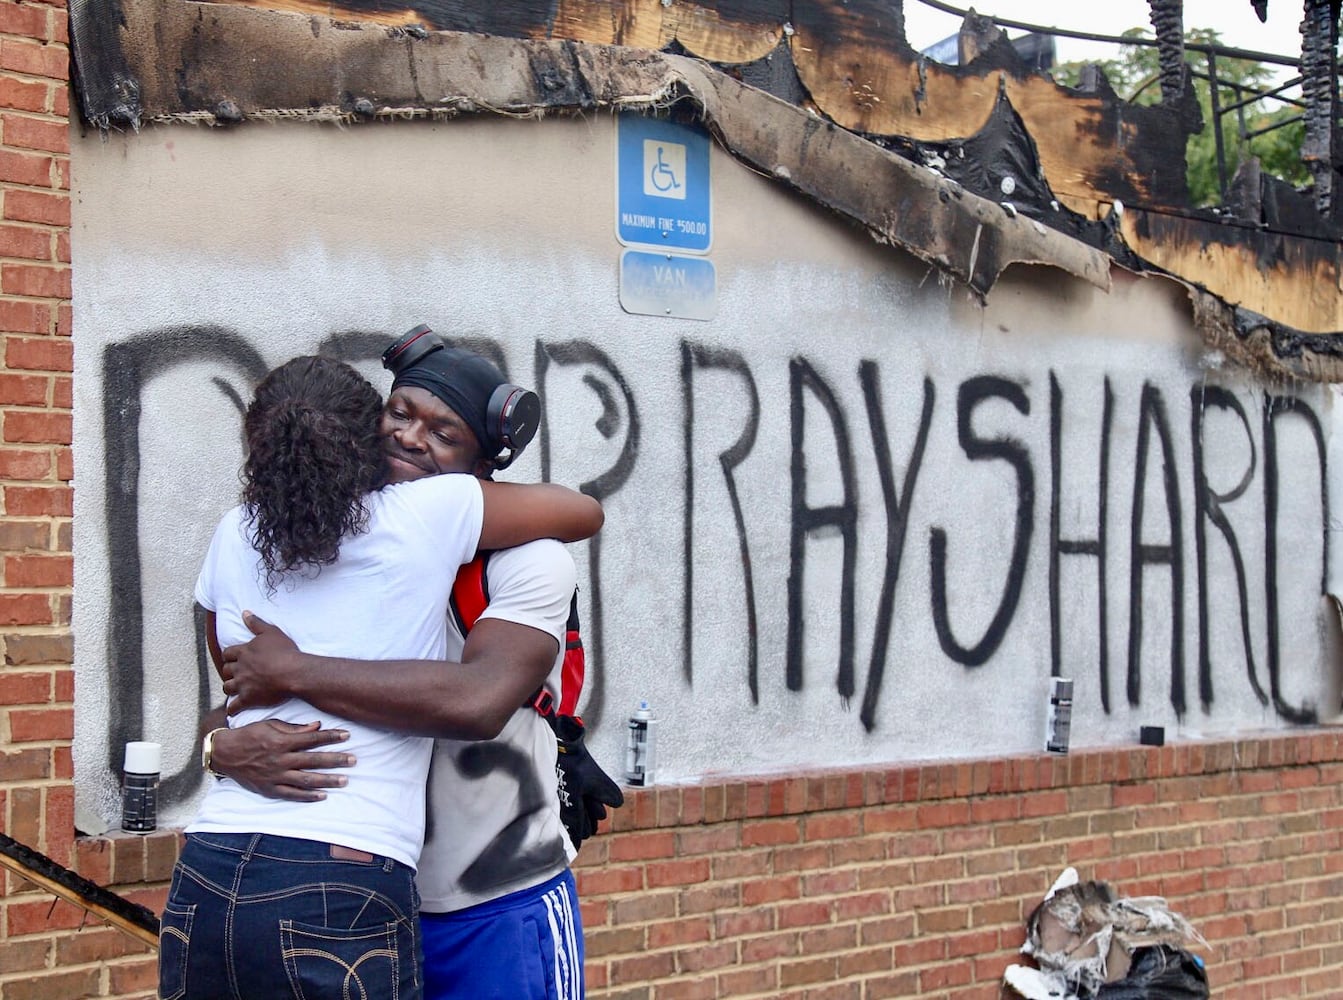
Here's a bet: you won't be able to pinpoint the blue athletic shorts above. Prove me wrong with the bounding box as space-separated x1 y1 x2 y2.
419 869 584 1000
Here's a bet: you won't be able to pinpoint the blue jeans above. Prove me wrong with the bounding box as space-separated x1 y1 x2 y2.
158 833 422 1000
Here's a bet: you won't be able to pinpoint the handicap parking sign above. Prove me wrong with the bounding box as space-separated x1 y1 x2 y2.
616 114 712 253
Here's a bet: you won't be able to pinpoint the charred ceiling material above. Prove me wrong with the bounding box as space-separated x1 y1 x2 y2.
67 0 1343 380
69 0 1110 300
68 0 141 130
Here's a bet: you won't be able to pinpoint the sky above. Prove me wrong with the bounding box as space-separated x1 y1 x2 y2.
901 1 1312 86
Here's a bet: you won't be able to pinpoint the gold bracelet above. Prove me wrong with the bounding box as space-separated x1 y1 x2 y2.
201 727 229 778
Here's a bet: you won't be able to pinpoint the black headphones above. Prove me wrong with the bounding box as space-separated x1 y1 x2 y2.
380 323 442 374
485 384 541 470
381 324 541 470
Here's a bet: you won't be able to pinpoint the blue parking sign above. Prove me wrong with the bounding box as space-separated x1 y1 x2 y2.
616 114 712 254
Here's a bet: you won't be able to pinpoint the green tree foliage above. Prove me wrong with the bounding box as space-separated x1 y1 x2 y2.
1052 27 1308 206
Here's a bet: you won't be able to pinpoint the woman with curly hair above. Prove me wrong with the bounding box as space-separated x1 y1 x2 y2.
159 356 602 1000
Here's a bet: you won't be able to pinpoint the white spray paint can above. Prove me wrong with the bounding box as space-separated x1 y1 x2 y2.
121 741 161 833
1045 677 1073 754
624 699 657 786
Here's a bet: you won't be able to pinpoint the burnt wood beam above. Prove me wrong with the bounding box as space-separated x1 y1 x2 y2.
1148 0 1187 105
1300 0 1342 219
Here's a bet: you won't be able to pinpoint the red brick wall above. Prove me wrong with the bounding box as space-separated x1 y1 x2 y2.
580 733 1343 1000
0 0 165 996
10 732 1343 1000
0 0 84 986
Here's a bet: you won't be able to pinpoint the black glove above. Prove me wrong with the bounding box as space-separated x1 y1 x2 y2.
551 715 624 850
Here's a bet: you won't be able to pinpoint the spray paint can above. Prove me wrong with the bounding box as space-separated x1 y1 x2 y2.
121 741 161 833
624 699 657 787
1045 677 1073 755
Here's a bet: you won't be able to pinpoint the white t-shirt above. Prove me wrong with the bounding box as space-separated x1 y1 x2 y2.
416 538 579 912
190 474 485 869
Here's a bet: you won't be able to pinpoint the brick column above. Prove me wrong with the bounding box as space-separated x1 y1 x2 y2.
0 0 79 978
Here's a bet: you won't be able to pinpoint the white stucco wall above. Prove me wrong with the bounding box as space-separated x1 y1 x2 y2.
70 114 1339 833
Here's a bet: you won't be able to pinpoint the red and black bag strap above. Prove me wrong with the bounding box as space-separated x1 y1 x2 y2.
554 591 585 718
448 552 491 636
448 551 582 721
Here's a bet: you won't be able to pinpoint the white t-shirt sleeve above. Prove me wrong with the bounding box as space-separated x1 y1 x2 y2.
477 539 577 652
395 474 485 569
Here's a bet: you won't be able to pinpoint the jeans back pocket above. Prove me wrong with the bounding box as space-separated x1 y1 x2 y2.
280 919 411 1000
157 901 195 1000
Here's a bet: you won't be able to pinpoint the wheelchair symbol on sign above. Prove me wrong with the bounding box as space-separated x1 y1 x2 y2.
650 146 681 193
642 139 688 200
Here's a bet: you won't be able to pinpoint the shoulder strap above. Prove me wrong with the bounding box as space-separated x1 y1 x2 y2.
448 553 491 636
451 555 585 721
555 589 585 718
532 587 585 720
